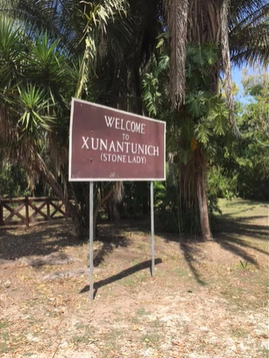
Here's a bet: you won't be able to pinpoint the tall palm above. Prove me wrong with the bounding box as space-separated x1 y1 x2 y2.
165 0 269 240
2 0 268 239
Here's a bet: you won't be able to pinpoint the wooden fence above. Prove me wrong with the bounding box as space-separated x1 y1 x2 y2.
0 197 69 227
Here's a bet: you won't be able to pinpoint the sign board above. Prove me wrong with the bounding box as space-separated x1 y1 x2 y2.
69 98 166 181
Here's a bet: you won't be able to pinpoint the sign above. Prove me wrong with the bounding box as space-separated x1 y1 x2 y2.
69 98 166 181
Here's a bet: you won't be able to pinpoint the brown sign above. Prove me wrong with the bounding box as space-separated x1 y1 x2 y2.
69 98 166 181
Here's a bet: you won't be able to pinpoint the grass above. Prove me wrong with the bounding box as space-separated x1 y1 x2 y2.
100 327 125 356
0 320 9 330
0 320 10 354
136 307 151 316
70 334 94 345
231 327 249 338
218 198 268 217
237 260 251 270
141 333 160 345
70 323 96 346
122 271 149 287
174 268 189 276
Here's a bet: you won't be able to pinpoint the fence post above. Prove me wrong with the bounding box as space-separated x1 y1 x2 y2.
0 201 4 226
47 198 51 221
25 196 29 228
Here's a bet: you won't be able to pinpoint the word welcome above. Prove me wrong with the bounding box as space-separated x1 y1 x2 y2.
104 116 146 134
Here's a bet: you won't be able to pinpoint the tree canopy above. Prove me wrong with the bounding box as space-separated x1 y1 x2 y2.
0 0 269 239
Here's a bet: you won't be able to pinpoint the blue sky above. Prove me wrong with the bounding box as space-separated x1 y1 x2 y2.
231 64 269 104
231 65 260 104
231 66 246 102
232 67 243 91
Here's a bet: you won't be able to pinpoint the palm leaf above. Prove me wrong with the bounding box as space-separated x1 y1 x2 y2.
17 84 55 136
229 2 269 66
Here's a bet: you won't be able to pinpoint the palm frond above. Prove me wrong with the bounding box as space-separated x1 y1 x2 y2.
17 84 55 134
230 2 269 67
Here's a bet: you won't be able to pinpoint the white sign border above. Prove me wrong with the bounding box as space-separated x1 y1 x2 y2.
69 98 166 182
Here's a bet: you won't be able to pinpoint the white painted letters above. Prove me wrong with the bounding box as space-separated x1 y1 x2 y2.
81 112 160 168
81 136 89 149
104 115 146 134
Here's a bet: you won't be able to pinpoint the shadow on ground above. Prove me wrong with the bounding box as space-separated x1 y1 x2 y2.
178 242 207 285
80 258 162 298
0 219 130 263
156 213 268 286
93 235 130 267
213 215 268 266
0 220 77 261
1 208 268 289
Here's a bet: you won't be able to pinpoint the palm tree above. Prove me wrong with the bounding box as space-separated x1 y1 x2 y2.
164 0 269 240
1 0 268 239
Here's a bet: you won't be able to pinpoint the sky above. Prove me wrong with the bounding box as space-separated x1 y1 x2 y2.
231 66 247 103
231 65 259 104
232 67 244 91
231 64 269 105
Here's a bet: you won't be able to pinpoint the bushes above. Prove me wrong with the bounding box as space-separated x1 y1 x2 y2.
0 162 30 198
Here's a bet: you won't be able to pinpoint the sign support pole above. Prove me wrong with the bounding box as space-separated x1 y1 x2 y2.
89 181 94 301
150 181 155 276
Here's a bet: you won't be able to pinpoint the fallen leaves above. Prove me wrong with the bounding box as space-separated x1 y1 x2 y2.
0 212 268 358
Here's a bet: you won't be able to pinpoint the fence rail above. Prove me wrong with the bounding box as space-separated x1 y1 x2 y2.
0 197 69 227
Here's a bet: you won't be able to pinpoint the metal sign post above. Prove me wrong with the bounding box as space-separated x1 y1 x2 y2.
150 181 155 276
89 182 94 301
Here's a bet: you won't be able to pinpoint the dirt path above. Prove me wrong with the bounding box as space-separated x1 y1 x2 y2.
0 200 268 357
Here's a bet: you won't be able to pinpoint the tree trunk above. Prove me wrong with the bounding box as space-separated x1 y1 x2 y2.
197 160 212 241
